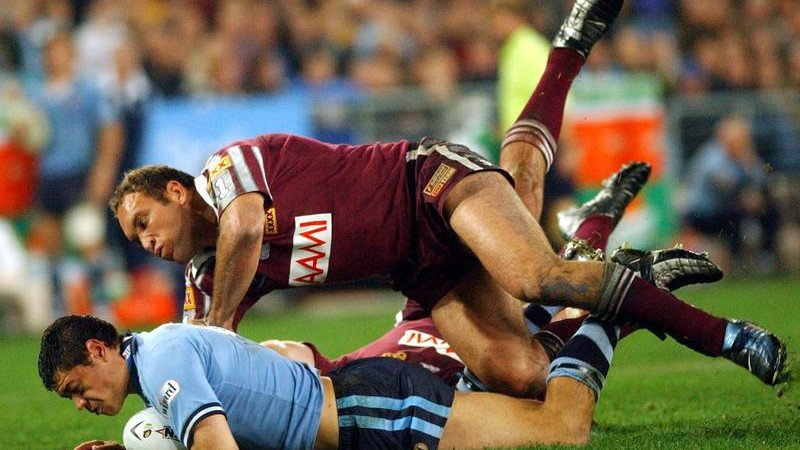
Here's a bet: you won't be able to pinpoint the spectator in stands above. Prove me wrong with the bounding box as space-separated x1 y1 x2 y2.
0 77 51 333
97 37 153 271
137 1 204 97
681 115 781 274
490 0 577 248
26 31 125 319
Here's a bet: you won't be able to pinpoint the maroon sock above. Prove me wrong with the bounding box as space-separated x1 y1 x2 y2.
572 216 615 252
514 49 584 141
617 277 728 356
542 316 584 343
543 314 640 344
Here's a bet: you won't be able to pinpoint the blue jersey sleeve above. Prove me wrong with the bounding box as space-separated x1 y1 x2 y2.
133 323 324 449
135 330 225 449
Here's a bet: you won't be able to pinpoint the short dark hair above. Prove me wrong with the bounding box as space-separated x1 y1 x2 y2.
38 315 120 391
109 165 195 217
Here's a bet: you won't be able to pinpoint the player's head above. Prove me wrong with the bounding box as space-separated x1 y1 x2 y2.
488 0 535 41
38 315 130 416
111 165 202 263
716 115 755 162
110 165 194 215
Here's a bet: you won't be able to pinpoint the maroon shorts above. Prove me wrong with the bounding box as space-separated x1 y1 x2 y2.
307 317 465 386
391 137 513 310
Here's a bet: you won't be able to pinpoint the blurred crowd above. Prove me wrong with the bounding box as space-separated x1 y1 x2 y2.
0 0 798 333
5 0 800 100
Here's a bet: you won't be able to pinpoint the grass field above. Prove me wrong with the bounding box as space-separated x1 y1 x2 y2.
1 275 798 449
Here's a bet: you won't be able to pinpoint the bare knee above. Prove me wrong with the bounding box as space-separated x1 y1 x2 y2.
478 344 550 398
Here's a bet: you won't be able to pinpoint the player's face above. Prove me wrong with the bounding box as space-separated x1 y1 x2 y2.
54 349 127 416
117 184 198 263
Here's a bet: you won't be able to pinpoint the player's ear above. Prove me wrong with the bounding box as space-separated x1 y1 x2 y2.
165 180 188 204
85 339 108 362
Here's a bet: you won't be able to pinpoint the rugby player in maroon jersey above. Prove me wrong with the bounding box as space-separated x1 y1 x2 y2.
110 0 787 398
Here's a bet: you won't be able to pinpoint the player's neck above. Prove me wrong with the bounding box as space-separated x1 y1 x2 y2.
191 195 220 247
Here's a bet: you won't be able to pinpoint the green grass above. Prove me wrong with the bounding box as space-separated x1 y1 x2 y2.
2 275 798 449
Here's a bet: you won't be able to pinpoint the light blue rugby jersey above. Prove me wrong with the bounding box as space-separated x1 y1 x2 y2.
125 323 323 449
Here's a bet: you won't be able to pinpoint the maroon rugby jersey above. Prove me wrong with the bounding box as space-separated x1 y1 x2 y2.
184 133 415 327
307 317 465 386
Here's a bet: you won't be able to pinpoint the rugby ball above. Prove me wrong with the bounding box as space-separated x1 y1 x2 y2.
123 407 185 450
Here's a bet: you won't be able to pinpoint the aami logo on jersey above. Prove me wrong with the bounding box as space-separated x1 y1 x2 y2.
398 329 463 362
289 213 332 286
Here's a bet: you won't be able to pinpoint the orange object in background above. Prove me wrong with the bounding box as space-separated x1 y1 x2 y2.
0 141 38 217
570 114 665 186
64 276 93 315
112 269 179 328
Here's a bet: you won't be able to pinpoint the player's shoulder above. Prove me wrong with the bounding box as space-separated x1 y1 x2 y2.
145 322 199 344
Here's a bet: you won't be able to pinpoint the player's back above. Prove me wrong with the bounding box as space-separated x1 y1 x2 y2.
131 323 324 449
202 133 417 290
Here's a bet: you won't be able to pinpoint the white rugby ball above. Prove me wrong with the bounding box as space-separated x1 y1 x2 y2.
123 407 185 450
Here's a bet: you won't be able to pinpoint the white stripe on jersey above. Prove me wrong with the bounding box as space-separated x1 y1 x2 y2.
227 145 272 198
249 145 271 198
193 174 218 215
227 146 259 193
406 143 483 171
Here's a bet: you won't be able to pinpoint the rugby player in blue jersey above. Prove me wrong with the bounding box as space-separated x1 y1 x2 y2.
43 314 631 449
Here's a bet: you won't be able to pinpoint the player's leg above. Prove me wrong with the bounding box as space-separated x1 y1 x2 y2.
457 161 652 392
526 159 722 331
448 0 786 388
445 0 634 312
447 169 787 386
432 267 552 397
440 316 620 448
524 160 654 330
499 0 623 218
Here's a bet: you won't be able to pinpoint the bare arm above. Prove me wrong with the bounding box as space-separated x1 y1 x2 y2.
73 440 124 450
85 122 124 204
206 193 266 328
191 414 239 450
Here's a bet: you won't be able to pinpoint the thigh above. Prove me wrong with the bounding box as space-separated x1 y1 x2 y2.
431 267 550 397
444 171 604 308
443 171 556 298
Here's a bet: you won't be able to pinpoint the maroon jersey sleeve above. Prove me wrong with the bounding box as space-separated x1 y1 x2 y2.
195 141 273 216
